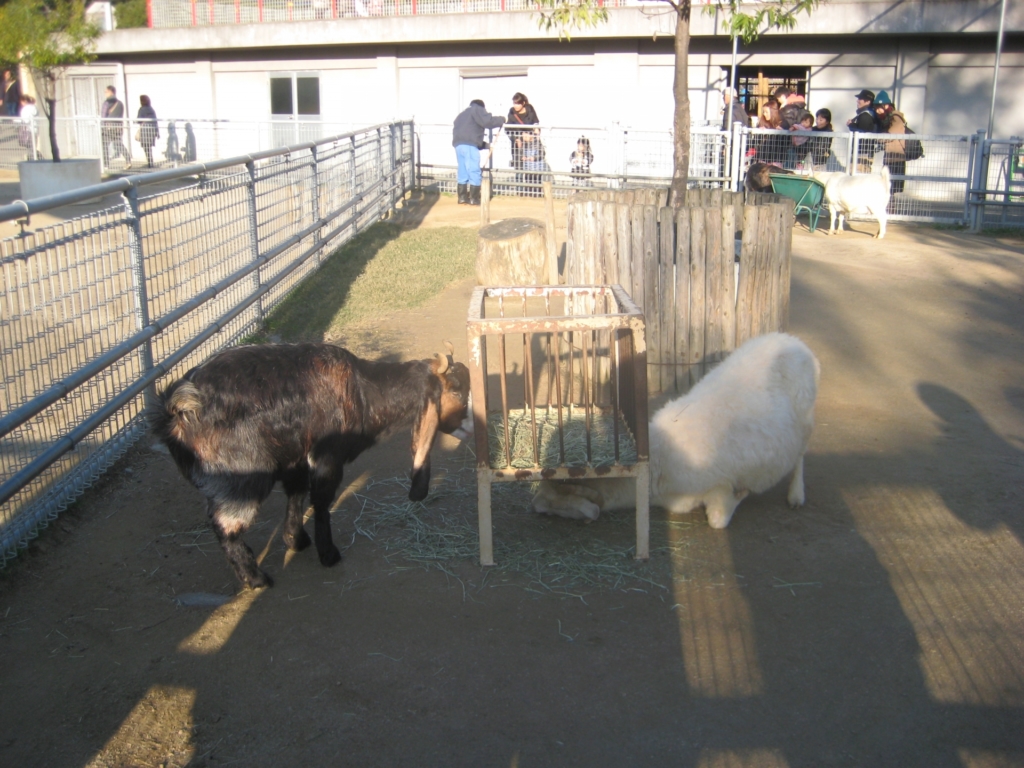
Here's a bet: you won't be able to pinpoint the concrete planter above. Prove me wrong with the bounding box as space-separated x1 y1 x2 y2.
17 158 103 201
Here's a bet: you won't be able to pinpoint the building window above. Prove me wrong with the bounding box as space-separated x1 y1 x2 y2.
269 73 320 147
269 74 320 118
728 66 809 120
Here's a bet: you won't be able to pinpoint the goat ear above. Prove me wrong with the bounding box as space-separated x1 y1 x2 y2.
433 352 450 376
409 399 440 502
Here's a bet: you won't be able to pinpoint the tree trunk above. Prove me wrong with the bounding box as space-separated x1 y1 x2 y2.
670 2 691 208
46 97 60 162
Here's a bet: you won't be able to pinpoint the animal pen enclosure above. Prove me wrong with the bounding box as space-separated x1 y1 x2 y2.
566 188 794 395
467 285 650 566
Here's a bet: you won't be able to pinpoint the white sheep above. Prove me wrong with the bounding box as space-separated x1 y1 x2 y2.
812 166 891 239
531 332 820 529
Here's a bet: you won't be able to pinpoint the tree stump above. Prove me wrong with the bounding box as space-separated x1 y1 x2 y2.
476 218 551 286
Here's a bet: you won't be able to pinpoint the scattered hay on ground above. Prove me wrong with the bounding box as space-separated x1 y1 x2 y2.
342 467 699 601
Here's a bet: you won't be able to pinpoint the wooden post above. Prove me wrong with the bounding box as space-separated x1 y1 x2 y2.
630 204 646 317
675 208 691 392
481 174 491 226
688 206 707 387
780 203 794 329
642 205 659 393
721 202 737 353
616 203 632 297
737 204 759 345
543 179 558 285
704 206 723 364
659 206 675 393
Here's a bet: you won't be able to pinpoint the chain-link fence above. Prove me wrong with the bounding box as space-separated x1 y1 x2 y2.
416 123 732 198
0 121 412 566
734 127 989 225
969 137 1024 229
147 0 631 27
1 116 368 174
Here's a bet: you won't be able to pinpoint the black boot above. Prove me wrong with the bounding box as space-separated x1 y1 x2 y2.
457 183 468 205
469 185 481 206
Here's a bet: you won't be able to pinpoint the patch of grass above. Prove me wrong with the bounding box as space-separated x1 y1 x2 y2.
979 226 1024 240
266 222 477 340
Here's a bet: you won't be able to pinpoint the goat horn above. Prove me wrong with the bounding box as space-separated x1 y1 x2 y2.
444 340 455 357
435 352 450 375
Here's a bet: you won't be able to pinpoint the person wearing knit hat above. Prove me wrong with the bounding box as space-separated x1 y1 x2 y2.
874 91 909 195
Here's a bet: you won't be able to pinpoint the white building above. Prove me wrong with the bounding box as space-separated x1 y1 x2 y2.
63 0 1022 139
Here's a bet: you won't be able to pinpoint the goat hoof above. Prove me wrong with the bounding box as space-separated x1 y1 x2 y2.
319 545 342 567
246 569 273 589
284 528 312 552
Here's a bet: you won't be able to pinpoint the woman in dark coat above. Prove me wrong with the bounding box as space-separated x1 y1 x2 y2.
137 95 159 168
506 92 542 196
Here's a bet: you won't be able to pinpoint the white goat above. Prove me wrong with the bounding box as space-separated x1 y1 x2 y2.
813 166 890 239
531 333 820 529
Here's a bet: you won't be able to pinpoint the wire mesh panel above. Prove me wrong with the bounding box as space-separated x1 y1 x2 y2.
852 133 978 223
147 0 615 27
973 139 1024 229
467 285 650 566
416 122 732 196
0 121 413 565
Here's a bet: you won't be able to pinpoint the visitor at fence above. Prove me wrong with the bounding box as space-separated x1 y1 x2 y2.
507 92 543 197
570 136 594 186
789 111 815 169
452 99 505 206
810 108 834 167
752 99 788 167
17 94 37 157
3 69 20 117
136 95 159 168
722 87 749 130
774 86 808 131
873 90 908 195
184 122 197 163
165 121 182 165
100 85 130 169
847 88 877 172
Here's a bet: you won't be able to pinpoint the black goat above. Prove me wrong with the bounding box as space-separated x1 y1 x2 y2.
744 161 795 194
150 342 472 589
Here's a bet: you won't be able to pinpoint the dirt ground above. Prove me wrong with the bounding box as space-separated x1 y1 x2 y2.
1 186 1023 768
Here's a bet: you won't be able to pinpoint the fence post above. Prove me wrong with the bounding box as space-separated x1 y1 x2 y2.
731 123 744 191
846 133 856 176
969 129 987 231
376 127 384 219
121 186 155 407
309 145 323 267
245 159 264 322
389 122 399 212
350 134 359 234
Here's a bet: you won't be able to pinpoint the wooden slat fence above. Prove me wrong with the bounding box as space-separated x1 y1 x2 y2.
566 188 795 395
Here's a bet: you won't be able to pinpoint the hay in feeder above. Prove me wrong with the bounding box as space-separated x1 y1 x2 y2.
487 409 638 469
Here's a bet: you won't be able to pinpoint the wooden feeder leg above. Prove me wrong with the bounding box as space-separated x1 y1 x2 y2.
477 468 495 566
635 463 650 561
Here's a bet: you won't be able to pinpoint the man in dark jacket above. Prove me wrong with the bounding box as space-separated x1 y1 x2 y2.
846 88 877 172
100 85 129 168
847 89 877 133
452 99 505 205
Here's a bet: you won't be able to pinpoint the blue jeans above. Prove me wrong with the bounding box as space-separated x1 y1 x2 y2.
455 144 481 186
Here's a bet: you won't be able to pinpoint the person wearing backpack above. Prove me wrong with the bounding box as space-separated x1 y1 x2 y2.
873 91 910 195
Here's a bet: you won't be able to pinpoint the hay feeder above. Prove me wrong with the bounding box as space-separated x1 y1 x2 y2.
467 285 650 566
